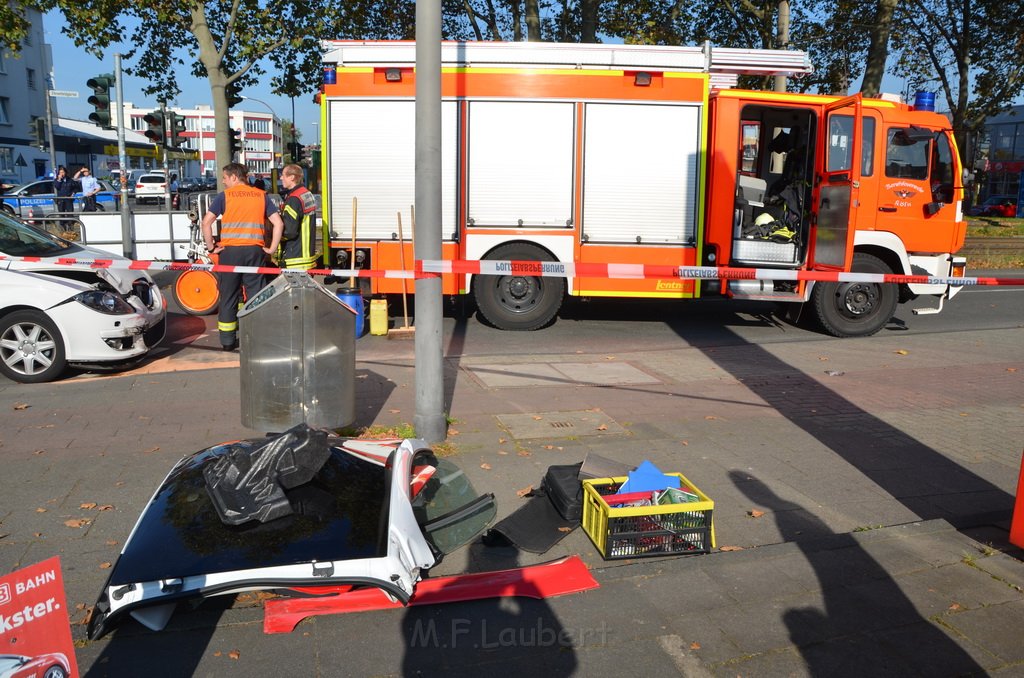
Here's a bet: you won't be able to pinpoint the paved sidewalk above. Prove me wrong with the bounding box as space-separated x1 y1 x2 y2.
1 319 1022 676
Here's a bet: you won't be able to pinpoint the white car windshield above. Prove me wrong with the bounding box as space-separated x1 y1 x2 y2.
0 212 72 256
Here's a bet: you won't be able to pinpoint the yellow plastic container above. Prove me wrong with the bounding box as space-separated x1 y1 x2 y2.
581 472 716 559
369 298 389 335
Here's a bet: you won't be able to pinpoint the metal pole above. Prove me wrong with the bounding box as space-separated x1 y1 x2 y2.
44 90 57 174
115 54 132 257
413 0 446 443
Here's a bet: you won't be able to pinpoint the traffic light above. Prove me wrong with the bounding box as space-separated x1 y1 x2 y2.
170 113 186 148
28 117 47 150
225 82 243 108
87 73 114 128
287 141 301 162
230 129 242 157
143 110 166 146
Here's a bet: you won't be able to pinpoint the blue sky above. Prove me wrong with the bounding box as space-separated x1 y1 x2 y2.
43 10 322 143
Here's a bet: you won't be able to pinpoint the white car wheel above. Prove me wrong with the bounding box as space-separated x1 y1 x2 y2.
0 310 68 383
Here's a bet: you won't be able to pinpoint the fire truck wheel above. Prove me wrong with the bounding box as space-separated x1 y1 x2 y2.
811 252 898 338
474 243 565 331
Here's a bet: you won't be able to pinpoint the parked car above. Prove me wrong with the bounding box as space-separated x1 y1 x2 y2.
0 179 120 218
0 652 71 678
176 176 205 193
0 212 165 383
966 194 1017 217
134 173 170 205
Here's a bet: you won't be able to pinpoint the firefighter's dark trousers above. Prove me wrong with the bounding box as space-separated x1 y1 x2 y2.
216 245 268 348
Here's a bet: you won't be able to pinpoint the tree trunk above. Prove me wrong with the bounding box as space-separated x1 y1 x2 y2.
190 5 232 190
861 0 898 97
510 0 522 42
581 0 600 43
525 0 541 41
774 0 790 92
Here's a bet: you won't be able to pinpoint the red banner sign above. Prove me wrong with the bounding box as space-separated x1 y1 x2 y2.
0 556 78 678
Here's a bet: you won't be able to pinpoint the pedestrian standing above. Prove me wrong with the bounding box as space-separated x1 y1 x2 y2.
201 162 284 351
74 166 100 212
277 164 318 270
53 166 76 225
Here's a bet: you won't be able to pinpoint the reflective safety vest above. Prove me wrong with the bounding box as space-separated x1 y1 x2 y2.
279 185 318 269
219 184 268 247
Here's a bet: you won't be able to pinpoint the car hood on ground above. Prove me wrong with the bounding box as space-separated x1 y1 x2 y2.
88 428 495 639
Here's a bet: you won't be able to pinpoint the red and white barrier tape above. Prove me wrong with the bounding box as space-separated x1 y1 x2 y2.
2 255 1023 286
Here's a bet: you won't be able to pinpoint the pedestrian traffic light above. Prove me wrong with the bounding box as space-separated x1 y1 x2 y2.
225 82 243 108
87 73 114 128
28 117 47 151
170 113 186 148
230 129 242 156
143 110 166 146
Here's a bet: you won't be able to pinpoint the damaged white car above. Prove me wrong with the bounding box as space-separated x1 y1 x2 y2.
0 212 165 383
88 426 496 638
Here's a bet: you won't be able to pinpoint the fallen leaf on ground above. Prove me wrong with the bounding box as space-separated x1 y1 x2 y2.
228 650 240 660
448 429 459 435
480 463 492 470
13 403 30 410
704 415 718 420
80 502 97 509
895 349 909 355
558 527 572 533
99 562 111 569
0 534 8 540
719 545 744 552
690 641 701 650
949 602 962 611
543 445 554 450
748 509 765 518
498 438 506 444
532 415 543 420
105 540 118 547
98 504 114 511
596 424 608 431
33 449 45 455
33 532 43 537
516 485 533 498
604 356 615 360
818 356 829 361
213 652 222 658
389 409 401 414
64 518 91 529
497 450 508 455
143 446 160 454
517 450 532 457
35 508 47 513
1007 367 1017 372
680 440 689 446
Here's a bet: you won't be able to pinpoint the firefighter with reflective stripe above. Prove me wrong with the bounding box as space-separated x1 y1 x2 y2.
277 163 318 270
200 162 285 351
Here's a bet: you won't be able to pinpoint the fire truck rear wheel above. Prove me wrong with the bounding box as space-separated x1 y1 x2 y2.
474 243 564 331
811 252 898 338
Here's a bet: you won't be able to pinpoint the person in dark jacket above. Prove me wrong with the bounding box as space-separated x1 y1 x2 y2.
53 166 77 227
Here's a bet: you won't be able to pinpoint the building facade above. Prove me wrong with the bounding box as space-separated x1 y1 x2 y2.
975 105 1024 201
119 103 281 179
0 8 54 183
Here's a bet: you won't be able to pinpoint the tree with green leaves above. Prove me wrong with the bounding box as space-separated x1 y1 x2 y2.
1 1 373 186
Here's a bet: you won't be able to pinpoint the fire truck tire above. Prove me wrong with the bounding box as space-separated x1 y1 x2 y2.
474 243 564 331
810 252 898 337
173 270 220 316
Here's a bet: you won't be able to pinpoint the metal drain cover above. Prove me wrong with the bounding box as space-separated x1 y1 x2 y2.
496 410 626 440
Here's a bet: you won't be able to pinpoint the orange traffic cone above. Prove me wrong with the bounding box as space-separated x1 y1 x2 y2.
1010 450 1024 549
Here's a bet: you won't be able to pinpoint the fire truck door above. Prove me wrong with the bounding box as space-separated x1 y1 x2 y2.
812 95 862 271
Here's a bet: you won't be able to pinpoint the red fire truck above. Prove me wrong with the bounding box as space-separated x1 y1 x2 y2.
317 41 967 337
